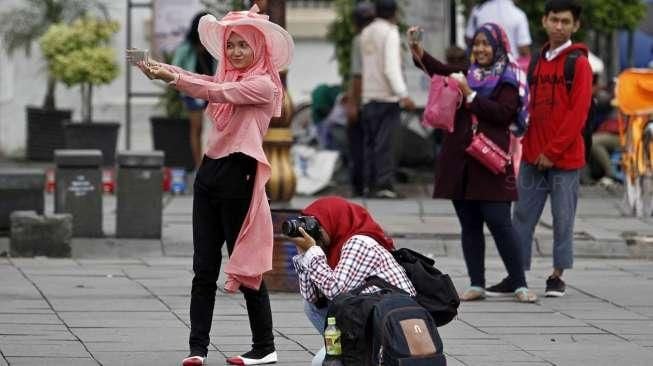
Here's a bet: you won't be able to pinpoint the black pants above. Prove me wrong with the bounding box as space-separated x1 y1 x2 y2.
189 154 274 356
452 200 527 289
347 119 365 196
361 101 400 192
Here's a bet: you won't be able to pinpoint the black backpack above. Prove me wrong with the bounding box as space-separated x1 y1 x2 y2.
324 277 388 365
324 276 446 366
370 291 446 366
392 248 460 326
527 49 597 162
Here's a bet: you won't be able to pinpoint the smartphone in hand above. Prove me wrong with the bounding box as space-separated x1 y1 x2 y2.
408 28 424 45
126 48 149 66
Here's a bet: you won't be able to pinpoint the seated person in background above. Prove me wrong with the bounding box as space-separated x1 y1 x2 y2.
289 196 416 365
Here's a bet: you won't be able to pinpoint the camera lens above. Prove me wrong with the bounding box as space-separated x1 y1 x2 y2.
282 219 299 237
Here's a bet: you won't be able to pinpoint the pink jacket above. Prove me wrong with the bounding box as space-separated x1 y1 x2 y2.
167 64 274 293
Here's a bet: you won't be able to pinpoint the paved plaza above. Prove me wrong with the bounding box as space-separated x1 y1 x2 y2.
1 186 653 365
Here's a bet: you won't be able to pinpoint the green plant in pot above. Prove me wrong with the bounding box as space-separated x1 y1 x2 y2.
40 17 121 165
0 0 109 160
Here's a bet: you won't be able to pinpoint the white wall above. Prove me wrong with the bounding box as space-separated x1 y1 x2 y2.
0 2 340 155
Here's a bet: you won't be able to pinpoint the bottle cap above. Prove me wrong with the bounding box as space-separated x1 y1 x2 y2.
327 317 336 325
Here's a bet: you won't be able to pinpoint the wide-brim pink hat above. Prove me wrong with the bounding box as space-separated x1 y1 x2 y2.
198 4 294 70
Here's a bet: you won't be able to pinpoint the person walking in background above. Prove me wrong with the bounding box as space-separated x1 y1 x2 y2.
360 0 415 199
465 0 532 70
131 5 294 365
172 12 217 169
408 23 536 303
488 0 593 298
345 2 375 197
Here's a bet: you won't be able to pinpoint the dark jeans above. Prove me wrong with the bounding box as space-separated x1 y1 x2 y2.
361 101 400 192
452 200 527 289
347 119 365 196
189 154 274 356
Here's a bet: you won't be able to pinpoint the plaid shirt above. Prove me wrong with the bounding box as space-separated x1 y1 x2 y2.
292 235 416 303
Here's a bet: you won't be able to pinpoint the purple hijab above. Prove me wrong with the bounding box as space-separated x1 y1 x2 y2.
468 23 530 135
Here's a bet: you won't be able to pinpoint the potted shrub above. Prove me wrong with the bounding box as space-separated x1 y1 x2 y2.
0 0 108 161
40 17 121 166
149 54 195 171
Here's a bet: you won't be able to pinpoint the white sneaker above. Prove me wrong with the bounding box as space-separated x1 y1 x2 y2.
181 355 205 366
226 350 278 365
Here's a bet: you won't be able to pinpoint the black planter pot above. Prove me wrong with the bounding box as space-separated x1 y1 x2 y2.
26 106 72 161
150 116 194 171
63 122 120 166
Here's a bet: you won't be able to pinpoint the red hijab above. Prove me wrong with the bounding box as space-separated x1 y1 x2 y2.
302 196 395 269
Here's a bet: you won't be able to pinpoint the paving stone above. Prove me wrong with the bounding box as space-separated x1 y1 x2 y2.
0 341 89 358
94 351 205 366
48 298 168 312
5 357 97 366
0 313 60 325
529 343 653 366
59 311 182 328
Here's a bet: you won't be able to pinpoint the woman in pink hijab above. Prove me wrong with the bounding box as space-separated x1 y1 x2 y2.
133 5 293 366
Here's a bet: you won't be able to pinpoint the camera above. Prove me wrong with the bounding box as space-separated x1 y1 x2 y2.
282 215 321 238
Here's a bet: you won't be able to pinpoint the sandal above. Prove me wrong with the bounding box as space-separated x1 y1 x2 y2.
514 287 538 303
460 286 486 301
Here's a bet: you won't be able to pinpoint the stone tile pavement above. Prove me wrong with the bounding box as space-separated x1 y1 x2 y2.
1 254 653 365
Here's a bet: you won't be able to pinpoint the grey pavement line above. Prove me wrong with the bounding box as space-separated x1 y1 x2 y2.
529 272 634 343
456 313 556 366
0 346 8 365
272 327 316 357
116 268 222 358
8 259 102 366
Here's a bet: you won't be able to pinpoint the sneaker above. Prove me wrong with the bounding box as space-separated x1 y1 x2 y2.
374 189 403 199
460 286 486 301
226 349 277 365
181 355 206 366
514 287 538 303
545 276 566 297
485 277 515 297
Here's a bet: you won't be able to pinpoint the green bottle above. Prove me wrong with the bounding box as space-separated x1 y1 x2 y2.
324 317 342 357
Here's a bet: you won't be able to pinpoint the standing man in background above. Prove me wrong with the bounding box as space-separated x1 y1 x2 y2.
486 0 593 299
465 0 532 69
360 0 415 199
345 2 375 197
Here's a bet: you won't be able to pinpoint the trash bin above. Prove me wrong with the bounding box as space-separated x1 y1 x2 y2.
54 149 103 237
116 151 164 238
0 169 45 231
263 208 301 292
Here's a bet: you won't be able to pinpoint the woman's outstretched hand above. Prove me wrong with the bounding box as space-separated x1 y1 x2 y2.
407 26 424 59
289 227 316 252
135 61 176 83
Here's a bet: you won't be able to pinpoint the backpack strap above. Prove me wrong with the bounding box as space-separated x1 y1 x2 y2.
526 49 540 86
563 49 583 93
350 275 407 296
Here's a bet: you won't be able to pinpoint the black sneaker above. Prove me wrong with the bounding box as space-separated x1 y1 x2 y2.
226 348 277 365
486 277 516 297
545 276 566 297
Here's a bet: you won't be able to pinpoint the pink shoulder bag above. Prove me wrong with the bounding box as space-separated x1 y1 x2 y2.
465 116 511 175
415 55 463 132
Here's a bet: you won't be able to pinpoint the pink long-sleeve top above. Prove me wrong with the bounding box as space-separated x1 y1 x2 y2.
166 64 275 293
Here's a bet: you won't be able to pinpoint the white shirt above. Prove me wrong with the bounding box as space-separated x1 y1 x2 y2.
360 18 408 102
545 40 573 61
465 0 532 54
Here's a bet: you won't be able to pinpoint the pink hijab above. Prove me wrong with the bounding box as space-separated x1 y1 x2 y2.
207 24 284 130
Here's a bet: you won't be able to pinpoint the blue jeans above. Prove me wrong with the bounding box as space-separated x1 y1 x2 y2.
304 301 328 365
513 162 579 271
